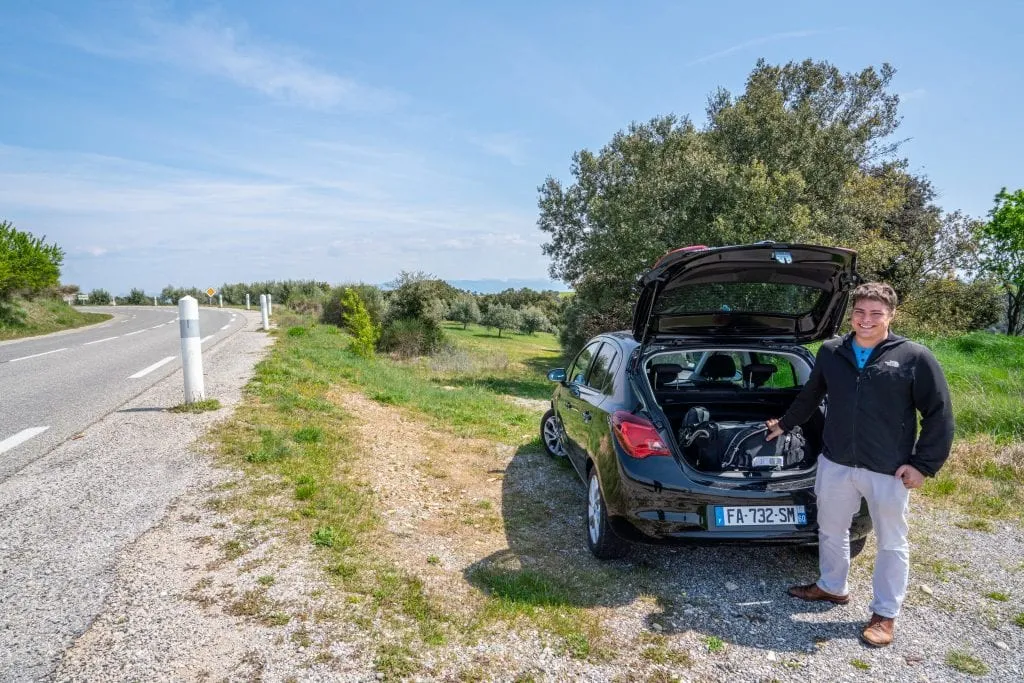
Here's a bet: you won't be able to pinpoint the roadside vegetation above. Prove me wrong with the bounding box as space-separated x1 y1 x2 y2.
0 219 108 340
0 295 110 341
205 299 1023 678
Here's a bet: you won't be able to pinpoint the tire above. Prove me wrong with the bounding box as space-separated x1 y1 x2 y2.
540 409 567 459
586 468 629 559
849 536 867 559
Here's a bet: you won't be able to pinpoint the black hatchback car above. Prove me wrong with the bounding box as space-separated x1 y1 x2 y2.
541 242 873 559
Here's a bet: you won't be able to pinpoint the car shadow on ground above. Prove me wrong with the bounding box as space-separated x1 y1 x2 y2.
464 443 868 655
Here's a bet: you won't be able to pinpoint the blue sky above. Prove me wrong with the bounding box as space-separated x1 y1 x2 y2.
1 1 1022 294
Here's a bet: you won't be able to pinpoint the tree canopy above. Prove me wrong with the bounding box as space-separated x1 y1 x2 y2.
976 188 1024 335
0 220 64 300
538 59 995 354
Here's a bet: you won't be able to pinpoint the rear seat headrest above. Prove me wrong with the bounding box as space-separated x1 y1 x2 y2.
742 362 778 388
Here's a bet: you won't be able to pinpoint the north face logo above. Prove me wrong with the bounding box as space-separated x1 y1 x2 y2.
885 360 900 368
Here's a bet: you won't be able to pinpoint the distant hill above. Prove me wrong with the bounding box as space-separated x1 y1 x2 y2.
445 278 571 294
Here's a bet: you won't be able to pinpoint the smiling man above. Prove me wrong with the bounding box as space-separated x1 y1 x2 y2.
766 282 955 647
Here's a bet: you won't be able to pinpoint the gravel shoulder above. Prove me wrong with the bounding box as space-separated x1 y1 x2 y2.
10 327 1021 681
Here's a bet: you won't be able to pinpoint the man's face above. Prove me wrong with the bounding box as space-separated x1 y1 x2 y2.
850 298 893 346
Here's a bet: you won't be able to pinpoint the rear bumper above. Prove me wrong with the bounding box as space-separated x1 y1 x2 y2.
610 504 872 546
605 453 872 546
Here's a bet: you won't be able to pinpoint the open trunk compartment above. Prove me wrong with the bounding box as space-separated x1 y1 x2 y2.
656 392 824 475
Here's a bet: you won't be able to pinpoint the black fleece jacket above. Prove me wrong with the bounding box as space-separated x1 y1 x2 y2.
779 332 955 477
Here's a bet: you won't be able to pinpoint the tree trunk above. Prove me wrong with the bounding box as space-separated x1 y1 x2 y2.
1008 288 1023 336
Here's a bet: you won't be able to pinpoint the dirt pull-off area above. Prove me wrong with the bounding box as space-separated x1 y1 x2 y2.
57 382 1024 682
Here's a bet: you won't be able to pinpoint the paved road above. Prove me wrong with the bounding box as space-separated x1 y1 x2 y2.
0 306 243 480
0 307 269 681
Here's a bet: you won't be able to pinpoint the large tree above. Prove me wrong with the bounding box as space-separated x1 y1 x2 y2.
976 188 1024 335
0 220 64 300
538 59 986 354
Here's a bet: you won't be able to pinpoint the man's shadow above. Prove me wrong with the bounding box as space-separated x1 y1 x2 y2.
463 444 866 654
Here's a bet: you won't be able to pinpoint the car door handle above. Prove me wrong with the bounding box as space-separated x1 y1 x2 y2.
582 411 592 423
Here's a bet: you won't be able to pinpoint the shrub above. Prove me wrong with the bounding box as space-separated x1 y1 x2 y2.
341 288 380 358
323 284 386 328
379 318 444 357
0 220 64 300
288 293 324 317
87 288 112 305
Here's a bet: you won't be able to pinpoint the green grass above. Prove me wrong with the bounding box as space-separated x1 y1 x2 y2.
1013 612 1024 627
276 322 559 446
0 296 111 340
703 635 725 653
945 650 988 676
470 566 599 659
850 658 870 671
985 591 1009 602
168 398 222 414
921 333 1024 441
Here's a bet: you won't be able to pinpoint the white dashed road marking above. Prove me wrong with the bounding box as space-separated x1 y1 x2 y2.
83 336 119 346
219 324 229 331
200 335 213 344
0 427 50 455
128 356 176 379
124 330 146 337
8 348 68 363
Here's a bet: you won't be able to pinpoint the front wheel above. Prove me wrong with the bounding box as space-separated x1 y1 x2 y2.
540 409 567 459
586 469 629 559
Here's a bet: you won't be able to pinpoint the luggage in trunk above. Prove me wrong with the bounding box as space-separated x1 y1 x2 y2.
678 406 808 472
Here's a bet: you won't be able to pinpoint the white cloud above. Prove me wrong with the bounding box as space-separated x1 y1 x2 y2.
0 144 548 290
686 30 830 67
71 11 399 111
467 132 529 166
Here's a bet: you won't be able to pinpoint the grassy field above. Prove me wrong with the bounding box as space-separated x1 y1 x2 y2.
207 316 1023 676
0 296 111 341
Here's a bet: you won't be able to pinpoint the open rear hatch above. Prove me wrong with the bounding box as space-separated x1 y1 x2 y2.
632 242 859 346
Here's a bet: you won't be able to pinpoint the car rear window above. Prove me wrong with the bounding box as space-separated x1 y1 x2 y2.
654 282 823 315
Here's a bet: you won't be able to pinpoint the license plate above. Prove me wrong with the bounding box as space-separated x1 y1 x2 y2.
714 505 806 527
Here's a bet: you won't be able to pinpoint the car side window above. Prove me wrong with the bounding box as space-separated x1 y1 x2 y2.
587 344 619 395
568 342 601 385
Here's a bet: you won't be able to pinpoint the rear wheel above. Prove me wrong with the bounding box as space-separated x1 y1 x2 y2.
586 469 629 559
541 409 567 459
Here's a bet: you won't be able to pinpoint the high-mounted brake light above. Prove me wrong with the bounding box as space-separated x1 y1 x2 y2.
610 411 671 458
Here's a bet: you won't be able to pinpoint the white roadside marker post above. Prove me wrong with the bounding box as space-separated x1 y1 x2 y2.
178 296 205 404
112 296 117 306
267 294 272 316
246 293 250 310
153 296 157 306
260 294 270 330
218 294 223 308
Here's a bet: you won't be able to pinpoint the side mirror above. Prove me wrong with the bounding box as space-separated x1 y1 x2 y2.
547 368 567 382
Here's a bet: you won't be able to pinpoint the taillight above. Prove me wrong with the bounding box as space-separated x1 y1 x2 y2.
610 411 671 458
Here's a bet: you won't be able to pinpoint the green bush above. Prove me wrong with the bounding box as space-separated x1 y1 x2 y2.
323 284 386 328
88 288 112 305
341 288 380 358
379 318 444 357
0 220 64 300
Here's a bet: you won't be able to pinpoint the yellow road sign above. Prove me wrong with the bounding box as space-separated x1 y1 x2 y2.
206 288 216 297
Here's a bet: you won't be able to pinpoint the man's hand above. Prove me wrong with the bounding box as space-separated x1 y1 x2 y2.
764 418 784 442
894 464 925 489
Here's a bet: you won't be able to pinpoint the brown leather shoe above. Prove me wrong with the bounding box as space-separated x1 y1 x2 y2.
787 582 850 605
860 613 895 647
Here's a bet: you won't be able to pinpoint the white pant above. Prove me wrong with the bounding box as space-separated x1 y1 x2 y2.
814 454 910 618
